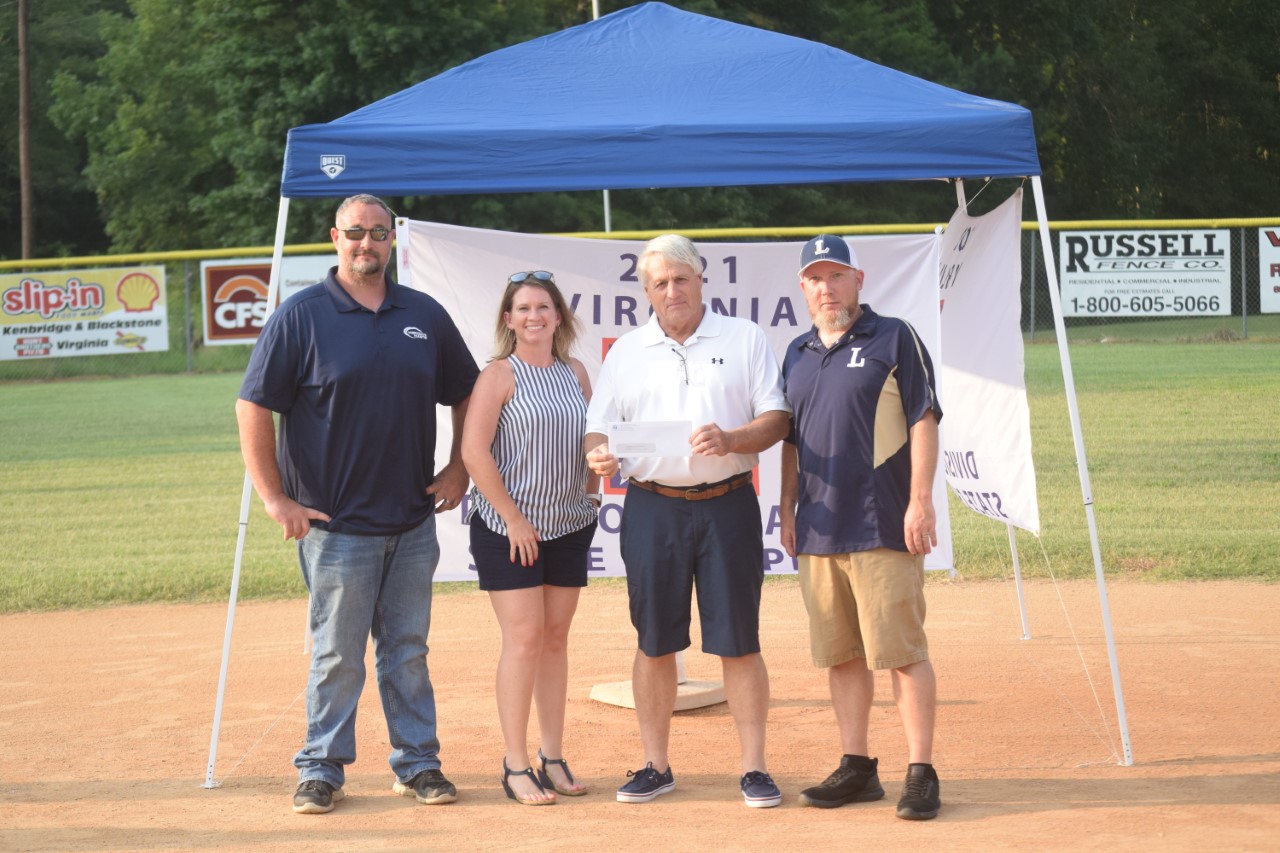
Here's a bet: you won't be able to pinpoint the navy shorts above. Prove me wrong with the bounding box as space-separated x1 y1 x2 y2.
470 516 597 591
618 483 763 658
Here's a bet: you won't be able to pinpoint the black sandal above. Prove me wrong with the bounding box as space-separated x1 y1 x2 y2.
502 758 555 806
537 749 587 796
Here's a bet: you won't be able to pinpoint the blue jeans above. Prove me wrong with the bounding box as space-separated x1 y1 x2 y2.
294 515 441 787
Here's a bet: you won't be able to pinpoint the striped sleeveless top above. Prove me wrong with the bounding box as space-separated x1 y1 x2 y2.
469 355 597 539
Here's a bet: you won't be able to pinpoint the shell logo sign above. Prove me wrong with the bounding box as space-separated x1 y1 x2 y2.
116 272 161 311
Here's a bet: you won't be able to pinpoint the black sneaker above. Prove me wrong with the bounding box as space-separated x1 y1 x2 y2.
393 768 458 805
616 762 675 803
292 779 344 814
896 763 941 820
798 755 885 808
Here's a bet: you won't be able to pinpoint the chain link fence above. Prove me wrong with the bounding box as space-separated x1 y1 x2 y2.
1 221 1276 383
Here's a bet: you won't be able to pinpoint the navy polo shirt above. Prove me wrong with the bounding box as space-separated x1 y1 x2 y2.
239 269 479 535
782 305 941 555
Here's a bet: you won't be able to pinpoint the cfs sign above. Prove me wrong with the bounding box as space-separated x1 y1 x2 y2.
201 256 333 346
203 264 270 345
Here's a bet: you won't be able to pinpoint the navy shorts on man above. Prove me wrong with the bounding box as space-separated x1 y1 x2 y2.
619 480 764 658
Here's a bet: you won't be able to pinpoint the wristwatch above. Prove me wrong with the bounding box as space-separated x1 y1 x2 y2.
586 492 603 507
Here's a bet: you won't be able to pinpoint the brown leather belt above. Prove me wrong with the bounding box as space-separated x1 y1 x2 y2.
627 472 752 501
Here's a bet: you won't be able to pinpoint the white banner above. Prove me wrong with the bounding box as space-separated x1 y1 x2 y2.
1259 228 1280 314
398 220 952 581
939 190 1041 535
1059 229 1231 317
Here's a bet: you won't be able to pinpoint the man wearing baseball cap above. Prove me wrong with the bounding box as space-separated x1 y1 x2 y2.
779 234 944 820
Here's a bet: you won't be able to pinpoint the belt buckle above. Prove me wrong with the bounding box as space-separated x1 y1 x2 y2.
684 487 701 500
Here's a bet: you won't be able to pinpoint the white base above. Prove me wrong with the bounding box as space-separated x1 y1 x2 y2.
589 679 726 711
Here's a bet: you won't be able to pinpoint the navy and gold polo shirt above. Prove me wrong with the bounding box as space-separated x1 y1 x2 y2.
782 305 942 555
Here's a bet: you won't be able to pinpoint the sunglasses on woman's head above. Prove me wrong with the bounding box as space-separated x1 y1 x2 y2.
508 270 555 285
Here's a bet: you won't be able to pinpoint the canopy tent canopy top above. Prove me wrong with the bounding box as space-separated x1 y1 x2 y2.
280 2 1041 199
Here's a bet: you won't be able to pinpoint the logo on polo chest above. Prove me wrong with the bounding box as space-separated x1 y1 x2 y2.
403 326 429 340
847 347 866 368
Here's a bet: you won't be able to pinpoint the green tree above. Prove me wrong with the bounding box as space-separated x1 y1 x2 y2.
0 0 124 260
50 0 226 252
37 0 1280 255
1147 1 1279 216
927 0 1280 217
51 0 571 251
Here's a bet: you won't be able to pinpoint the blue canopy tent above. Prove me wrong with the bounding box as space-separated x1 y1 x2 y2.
206 2 1130 788
279 2 1040 195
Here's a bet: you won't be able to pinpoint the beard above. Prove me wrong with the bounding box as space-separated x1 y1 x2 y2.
348 253 383 278
814 306 853 333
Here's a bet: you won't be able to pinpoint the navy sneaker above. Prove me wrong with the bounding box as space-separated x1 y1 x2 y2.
896 763 941 820
740 770 782 808
616 762 675 803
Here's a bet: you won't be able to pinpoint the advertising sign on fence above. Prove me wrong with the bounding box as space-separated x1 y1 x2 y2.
1259 228 1280 314
1059 229 1231 317
0 266 168 361
200 255 334 345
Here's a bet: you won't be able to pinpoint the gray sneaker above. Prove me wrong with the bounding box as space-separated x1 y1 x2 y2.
292 779 344 814
393 768 458 804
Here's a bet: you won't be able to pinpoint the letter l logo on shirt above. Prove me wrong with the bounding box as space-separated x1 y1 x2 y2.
847 347 866 368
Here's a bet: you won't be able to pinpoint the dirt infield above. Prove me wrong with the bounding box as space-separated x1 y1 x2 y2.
2 578 1278 851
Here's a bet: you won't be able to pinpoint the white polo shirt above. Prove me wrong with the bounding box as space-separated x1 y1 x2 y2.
586 305 790 487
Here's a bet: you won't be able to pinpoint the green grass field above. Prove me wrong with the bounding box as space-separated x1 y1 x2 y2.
1 341 1277 612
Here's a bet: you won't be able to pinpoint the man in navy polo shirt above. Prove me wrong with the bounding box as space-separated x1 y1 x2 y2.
779 234 944 821
236 194 478 815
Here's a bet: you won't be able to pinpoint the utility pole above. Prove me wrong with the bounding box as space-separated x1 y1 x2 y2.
18 0 34 259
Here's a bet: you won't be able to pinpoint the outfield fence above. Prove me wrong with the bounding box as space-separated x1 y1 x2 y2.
1 217 1277 383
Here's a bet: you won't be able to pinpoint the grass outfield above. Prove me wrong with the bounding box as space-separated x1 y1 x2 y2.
1 341 1277 612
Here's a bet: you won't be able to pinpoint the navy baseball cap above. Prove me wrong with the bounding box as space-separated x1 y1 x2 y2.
798 234 859 275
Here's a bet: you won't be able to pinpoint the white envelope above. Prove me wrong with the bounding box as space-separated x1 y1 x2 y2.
608 420 692 458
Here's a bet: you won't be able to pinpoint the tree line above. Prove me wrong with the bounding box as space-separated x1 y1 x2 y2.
1 0 1276 260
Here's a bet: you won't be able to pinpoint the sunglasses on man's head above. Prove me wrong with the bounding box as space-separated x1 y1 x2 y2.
338 225 391 242
508 270 555 285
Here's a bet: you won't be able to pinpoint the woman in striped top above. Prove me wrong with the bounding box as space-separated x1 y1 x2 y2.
461 271 600 806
